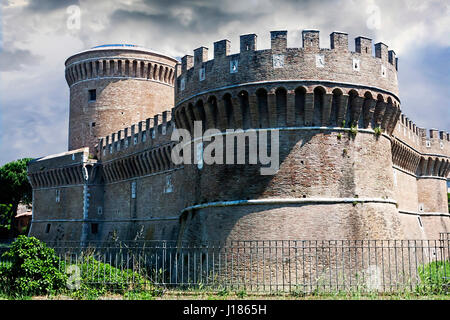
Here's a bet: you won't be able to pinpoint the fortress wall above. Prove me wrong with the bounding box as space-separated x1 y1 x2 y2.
27 148 93 241
393 169 419 212
179 202 402 242
186 130 396 203
417 178 449 213
176 31 399 104
93 168 187 241
421 215 450 239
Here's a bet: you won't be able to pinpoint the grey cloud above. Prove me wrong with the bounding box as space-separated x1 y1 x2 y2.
25 0 80 12
0 48 41 71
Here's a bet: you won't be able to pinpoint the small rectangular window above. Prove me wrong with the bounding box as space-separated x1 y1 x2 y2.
131 181 136 199
45 224 51 233
88 89 96 101
91 223 98 234
56 189 60 203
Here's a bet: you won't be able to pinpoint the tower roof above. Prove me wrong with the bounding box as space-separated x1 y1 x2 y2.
65 43 179 65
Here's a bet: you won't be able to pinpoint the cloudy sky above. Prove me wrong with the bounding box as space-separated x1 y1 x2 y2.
0 0 449 165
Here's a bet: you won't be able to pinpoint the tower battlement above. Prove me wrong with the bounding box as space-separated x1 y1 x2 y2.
98 110 175 160
176 30 399 104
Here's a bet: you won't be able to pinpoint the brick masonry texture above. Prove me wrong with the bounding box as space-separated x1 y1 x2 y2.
26 31 449 244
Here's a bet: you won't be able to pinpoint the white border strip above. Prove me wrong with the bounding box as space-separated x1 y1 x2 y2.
181 197 398 213
398 210 450 217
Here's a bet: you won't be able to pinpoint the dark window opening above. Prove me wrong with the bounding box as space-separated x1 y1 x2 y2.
91 223 98 234
45 224 51 233
91 122 96 127
88 89 96 102
417 217 423 228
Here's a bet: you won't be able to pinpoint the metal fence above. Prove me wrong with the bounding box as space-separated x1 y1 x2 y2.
1 237 449 294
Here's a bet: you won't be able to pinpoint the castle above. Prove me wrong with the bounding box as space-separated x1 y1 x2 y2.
27 30 450 244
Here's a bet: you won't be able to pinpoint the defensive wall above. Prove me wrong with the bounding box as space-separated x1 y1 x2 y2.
27 30 449 244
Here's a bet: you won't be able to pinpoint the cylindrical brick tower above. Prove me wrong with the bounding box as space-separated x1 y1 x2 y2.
174 30 405 242
65 44 178 154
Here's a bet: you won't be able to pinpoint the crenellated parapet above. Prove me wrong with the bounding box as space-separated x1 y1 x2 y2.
97 111 179 183
27 148 99 188
176 30 399 105
391 113 449 178
65 45 177 87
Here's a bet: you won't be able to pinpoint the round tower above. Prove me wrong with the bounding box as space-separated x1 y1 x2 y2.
174 30 405 242
65 44 178 154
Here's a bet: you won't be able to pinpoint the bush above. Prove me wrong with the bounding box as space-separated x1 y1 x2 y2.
70 254 162 298
0 236 67 297
417 261 450 294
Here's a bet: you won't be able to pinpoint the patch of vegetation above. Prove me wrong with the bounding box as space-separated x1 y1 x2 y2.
68 254 163 299
349 124 358 138
0 236 67 297
0 158 33 238
416 261 450 295
374 126 383 137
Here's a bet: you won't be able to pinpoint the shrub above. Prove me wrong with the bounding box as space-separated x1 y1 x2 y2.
0 236 67 297
417 261 450 294
70 254 162 298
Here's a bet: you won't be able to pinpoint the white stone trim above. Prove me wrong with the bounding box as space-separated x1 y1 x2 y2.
398 210 450 217
181 197 398 213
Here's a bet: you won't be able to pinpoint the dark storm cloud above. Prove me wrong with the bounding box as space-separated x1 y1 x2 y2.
25 0 79 12
111 2 259 34
0 48 41 71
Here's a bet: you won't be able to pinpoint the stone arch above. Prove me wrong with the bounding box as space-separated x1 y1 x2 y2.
275 87 287 127
207 95 219 129
158 65 164 81
153 64 159 80
362 91 375 129
425 157 434 176
124 60 130 76
329 88 343 127
295 86 307 126
186 103 196 133
194 99 207 133
344 89 360 127
179 106 191 132
256 88 269 128
313 86 326 126
238 90 251 130
117 60 123 76
222 93 234 129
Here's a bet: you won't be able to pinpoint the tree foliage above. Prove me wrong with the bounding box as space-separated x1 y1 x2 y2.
0 158 33 207
0 236 67 297
0 158 33 237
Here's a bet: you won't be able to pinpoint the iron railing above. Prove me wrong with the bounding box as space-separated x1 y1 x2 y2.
0 237 449 294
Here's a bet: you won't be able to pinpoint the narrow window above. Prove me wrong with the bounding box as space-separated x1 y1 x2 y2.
131 181 136 199
45 224 51 233
88 89 96 102
91 223 98 234
417 216 423 229
55 189 60 203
